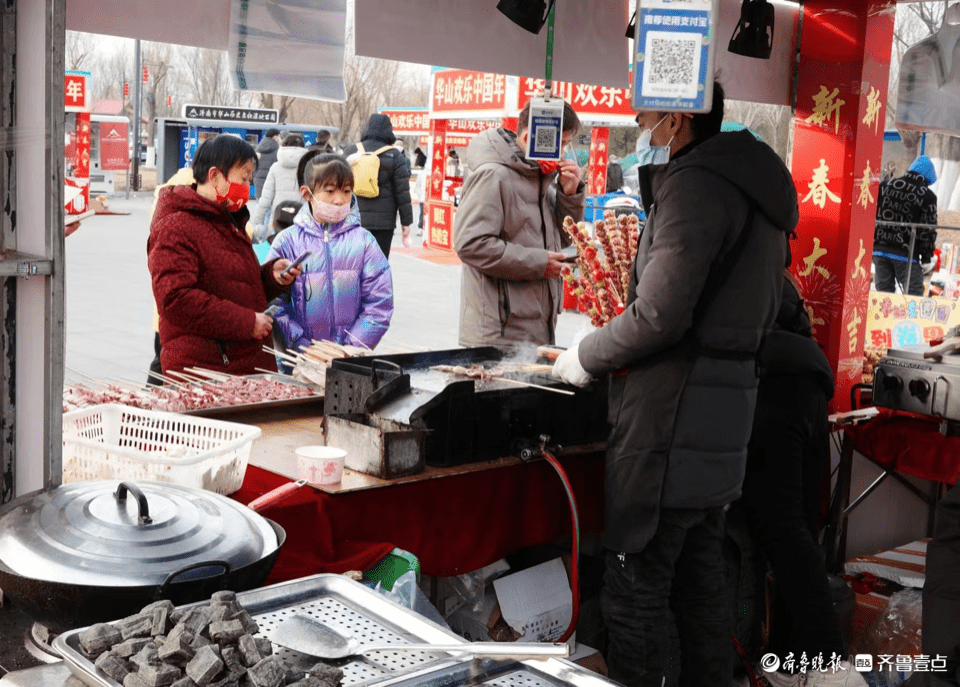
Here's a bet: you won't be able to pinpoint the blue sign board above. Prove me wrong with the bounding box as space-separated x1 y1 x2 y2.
631 0 718 113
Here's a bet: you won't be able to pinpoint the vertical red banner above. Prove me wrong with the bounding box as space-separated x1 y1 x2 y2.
426 118 450 251
588 127 610 195
789 0 895 411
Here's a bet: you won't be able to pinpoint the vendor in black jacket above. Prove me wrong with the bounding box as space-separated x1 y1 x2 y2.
343 114 413 259
873 155 939 296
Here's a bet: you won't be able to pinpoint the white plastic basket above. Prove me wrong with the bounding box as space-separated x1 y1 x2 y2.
62 404 262 495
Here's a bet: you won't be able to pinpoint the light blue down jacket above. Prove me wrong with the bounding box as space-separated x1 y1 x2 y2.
266 198 393 352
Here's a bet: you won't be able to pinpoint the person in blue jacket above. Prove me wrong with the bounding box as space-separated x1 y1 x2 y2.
266 150 394 355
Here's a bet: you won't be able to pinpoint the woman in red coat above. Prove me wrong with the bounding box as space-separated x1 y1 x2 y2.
148 134 302 377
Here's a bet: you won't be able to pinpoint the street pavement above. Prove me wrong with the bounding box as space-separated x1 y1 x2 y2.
64 194 590 385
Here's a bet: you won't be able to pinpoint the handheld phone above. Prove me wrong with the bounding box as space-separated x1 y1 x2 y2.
280 251 311 277
263 303 283 318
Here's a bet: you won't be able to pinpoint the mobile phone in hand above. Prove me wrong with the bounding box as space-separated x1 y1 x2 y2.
280 251 311 277
263 303 283 318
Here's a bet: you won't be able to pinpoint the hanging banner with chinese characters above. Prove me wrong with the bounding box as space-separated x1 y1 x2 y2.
631 0 719 113
379 108 431 136
588 127 610 195
517 78 635 124
431 69 511 119
789 0 894 411
867 292 960 351
65 71 90 113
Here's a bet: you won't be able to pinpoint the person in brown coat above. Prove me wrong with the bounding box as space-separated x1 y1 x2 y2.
148 134 302 377
454 100 585 347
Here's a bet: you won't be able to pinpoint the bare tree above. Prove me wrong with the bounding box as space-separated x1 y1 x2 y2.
258 94 298 124
66 31 98 72
179 47 234 106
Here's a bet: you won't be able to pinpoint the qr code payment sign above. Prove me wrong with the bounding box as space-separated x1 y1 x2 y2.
535 126 559 155
641 31 702 100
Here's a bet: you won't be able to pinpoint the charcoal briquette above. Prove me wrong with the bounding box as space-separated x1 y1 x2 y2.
138 662 182 687
159 633 196 667
129 642 162 669
152 605 171 636
306 664 342 687
124 674 150 687
210 591 237 605
96 651 132 682
253 637 272 657
247 655 286 687
114 638 153 658
79 623 123 656
230 610 259 635
121 614 157 640
185 645 224 687
209 620 244 644
171 678 199 687
237 635 261 667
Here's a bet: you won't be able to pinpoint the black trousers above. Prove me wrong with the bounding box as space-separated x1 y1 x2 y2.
874 255 924 296
371 229 393 260
601 507 732 687
741 374 846 665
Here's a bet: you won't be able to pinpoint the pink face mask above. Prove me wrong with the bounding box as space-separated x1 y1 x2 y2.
308 191 351 224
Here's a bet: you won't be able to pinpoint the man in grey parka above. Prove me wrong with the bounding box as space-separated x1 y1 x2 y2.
454 100 585 347
553 83 799 686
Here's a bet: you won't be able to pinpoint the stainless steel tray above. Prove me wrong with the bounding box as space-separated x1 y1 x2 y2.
52 574 617 687
181 374 324 418
53 574 463 687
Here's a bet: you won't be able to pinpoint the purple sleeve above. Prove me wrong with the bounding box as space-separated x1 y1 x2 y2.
346 237 394 348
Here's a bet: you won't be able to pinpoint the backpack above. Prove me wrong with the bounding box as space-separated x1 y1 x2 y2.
347 143 394 198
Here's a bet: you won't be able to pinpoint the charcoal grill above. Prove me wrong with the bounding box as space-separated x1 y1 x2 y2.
324 347 608 467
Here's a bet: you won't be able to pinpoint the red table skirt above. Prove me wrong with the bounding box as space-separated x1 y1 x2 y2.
846 409 960 485
231 451 606 585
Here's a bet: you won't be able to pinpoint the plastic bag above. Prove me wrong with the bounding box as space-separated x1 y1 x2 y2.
852 588 923 687
374 571 449 630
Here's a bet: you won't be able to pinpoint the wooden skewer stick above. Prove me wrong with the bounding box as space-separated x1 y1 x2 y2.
344 330 373 351
254 367 300 381
493 377 576 396
263 346 302 365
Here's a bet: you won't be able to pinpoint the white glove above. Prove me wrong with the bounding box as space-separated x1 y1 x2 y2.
552 344 593 388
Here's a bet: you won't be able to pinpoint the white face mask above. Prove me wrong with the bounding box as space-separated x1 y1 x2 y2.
635 115 673 166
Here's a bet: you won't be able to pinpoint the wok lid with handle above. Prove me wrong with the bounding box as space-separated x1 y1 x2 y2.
0 480 278 588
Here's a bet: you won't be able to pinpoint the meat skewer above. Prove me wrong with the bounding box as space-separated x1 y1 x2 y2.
430 364 576 396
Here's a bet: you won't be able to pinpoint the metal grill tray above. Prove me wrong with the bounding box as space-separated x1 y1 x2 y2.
180 374 323 418
52 574 615 687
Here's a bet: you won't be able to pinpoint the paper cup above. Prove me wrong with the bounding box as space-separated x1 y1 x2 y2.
295 446 346 485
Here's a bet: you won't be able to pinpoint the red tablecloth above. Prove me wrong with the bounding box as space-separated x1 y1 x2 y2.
231 451 606 585
846 409 960 485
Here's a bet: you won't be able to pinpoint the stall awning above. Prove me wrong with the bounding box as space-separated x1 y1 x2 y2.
66 0 798 106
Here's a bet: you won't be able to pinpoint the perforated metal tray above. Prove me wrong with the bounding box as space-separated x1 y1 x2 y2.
53 574 463 687
52 574 616 687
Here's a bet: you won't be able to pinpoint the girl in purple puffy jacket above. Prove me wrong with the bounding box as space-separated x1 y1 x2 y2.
266 151 394 355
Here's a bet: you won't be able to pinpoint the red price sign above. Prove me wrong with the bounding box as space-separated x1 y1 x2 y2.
426 201 454 251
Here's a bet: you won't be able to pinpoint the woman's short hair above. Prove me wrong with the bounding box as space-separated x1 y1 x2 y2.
297 150 354 191
192 134 257 184
283 133 305 147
